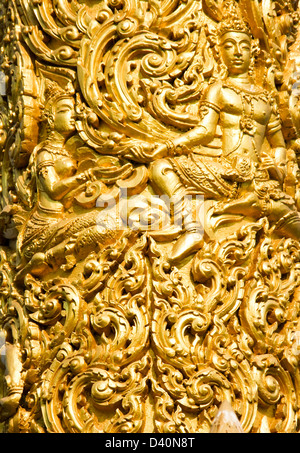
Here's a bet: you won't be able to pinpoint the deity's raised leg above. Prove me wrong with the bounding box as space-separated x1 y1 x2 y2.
150 159 204 263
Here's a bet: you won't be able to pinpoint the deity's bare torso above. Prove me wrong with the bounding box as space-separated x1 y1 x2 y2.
219 84 272 160
198 79 282 166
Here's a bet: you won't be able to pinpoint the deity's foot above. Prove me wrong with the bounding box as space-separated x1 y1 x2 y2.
147 224 182 242
212 200 234 215
273 210 300 241
0 391 22 422
169 231 204 264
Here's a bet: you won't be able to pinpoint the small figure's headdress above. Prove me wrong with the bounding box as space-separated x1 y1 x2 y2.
217 0 251 38
43 79 72 114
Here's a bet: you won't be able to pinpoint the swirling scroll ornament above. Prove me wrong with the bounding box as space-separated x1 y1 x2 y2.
76 0 209 154
149 214 300 432
149 220 262 433
32 233 151 433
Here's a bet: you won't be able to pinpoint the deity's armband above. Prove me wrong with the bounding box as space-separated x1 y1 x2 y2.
199 100 221 117
266 115 282 137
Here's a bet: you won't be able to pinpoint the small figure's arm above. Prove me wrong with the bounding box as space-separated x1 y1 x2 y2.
36 150 103 201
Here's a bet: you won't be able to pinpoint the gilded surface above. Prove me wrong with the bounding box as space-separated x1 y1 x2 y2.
0 0 300 433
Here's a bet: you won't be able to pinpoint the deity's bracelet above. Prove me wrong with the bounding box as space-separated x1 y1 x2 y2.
176 144 189 155
165 140 176 157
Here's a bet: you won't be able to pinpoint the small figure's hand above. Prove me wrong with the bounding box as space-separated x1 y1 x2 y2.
76 167 104 183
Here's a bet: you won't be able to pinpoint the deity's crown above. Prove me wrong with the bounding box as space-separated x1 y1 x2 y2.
217 0 251 38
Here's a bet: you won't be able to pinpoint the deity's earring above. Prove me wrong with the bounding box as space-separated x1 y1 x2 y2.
249 39 260 77
248 55 255 77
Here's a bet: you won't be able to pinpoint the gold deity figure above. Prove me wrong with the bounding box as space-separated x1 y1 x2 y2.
15 81 120 282
148 15 300 263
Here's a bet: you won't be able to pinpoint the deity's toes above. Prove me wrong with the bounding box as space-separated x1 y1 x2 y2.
169 231 204 264
30 252 47 265
29 252 55 275
212 201 227 215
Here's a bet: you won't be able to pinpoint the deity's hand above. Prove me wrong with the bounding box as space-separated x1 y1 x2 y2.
260 152 284 182
260 152 276 170
121 137 190 163
122 142 168 162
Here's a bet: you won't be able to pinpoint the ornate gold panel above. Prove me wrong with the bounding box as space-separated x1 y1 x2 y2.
0 0 300 433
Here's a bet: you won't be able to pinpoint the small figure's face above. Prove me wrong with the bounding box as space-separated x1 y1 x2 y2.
52 97 76 136
0 127 7 149
219 32 251 75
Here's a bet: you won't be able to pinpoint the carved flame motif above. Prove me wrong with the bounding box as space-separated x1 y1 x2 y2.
0 0 300 433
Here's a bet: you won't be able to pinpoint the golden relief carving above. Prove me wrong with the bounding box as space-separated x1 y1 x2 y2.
1 0 300 433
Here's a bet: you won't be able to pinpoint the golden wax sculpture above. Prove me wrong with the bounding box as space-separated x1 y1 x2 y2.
1 0 300 434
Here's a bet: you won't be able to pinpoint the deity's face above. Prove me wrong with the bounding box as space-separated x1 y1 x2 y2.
219 31 251 76
52 97 76 137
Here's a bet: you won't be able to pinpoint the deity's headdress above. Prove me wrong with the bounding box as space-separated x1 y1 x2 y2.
217 0 252 38
36 62 76 117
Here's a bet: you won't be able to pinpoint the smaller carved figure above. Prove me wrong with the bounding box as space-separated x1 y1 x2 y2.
16 81 121 282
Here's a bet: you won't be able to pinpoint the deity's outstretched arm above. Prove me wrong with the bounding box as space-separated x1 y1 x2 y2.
169 83 223 152
125 84 222 163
